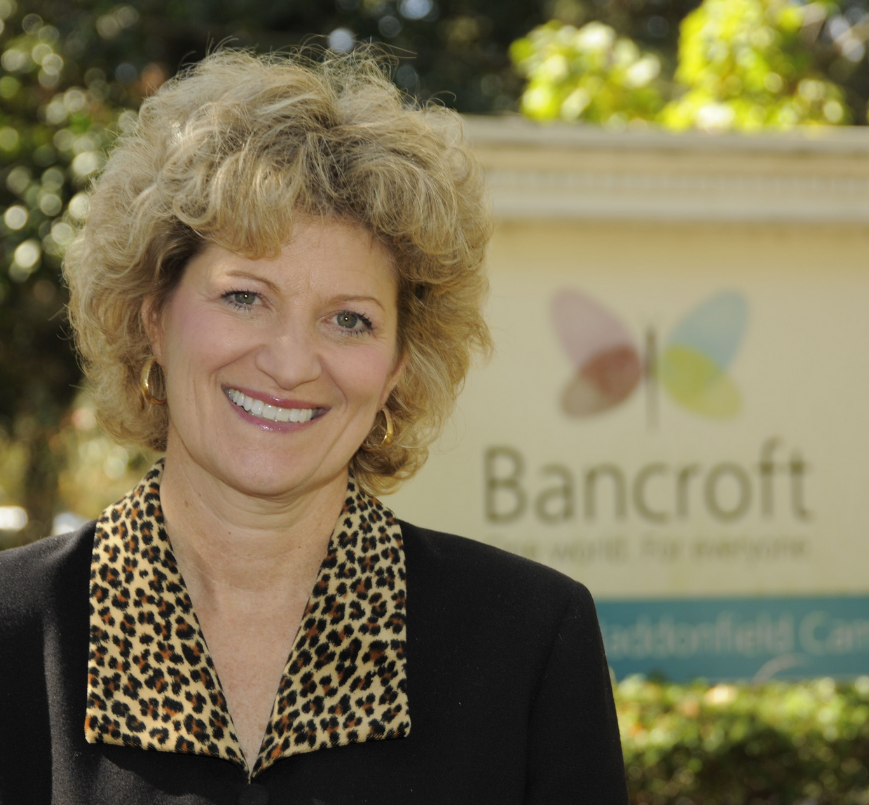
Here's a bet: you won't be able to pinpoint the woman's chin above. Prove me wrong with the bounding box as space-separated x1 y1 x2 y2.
207 451 347 502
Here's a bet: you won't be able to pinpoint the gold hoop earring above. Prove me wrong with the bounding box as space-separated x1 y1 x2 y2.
380 407 394 447
140 357 167 405
363 407 393 451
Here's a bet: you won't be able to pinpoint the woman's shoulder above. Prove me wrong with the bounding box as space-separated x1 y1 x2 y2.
399 519 591 596
398 519 596 631
0 523 95 629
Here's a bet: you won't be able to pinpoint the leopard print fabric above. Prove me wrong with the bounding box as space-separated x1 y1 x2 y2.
85 461 411 778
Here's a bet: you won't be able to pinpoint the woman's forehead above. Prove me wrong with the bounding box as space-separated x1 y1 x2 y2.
189 220 397 297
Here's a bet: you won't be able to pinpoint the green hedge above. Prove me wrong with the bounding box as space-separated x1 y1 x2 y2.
615 677 869 804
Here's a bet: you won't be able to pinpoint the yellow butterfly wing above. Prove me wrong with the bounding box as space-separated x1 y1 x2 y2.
659 292 748 419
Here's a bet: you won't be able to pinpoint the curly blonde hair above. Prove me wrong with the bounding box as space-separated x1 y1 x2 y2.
63 49 493 495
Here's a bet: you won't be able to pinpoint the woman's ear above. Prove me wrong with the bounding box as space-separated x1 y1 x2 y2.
140 296 164 362
382 352 408 408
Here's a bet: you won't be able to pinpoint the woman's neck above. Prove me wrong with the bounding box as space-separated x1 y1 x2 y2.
156 446 347 612
155 445 351 767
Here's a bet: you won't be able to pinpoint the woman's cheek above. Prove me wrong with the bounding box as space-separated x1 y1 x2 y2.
336 347 395 391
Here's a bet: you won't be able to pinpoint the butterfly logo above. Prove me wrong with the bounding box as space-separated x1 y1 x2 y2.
552 289 749 425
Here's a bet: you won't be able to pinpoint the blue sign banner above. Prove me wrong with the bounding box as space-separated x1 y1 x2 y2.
595 596 869 682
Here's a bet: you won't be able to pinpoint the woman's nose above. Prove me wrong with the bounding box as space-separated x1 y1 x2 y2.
253 319 322 390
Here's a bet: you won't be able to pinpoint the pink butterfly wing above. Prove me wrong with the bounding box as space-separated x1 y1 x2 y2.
551 289 642 416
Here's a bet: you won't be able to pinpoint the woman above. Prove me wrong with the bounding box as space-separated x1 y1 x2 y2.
0 50 628 803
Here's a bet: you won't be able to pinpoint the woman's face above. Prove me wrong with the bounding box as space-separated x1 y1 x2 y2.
145 217 405 500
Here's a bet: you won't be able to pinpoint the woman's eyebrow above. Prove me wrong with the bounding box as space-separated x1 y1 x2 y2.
222 269 281 293
329 294 386 312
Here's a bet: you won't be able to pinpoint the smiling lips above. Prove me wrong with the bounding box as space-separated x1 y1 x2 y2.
227 388 319 423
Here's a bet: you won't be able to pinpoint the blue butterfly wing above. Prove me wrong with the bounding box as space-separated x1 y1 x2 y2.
660 291 748 418
667 291 748 370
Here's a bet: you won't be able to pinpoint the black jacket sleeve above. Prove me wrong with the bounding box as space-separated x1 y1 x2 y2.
523 584 629 804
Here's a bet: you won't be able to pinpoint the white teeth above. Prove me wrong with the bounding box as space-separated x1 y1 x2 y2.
227 389 316 425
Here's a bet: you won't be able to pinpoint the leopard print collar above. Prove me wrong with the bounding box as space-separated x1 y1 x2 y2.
85 460 411 778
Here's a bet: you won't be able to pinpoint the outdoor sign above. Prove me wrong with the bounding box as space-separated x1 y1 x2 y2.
384 216 869 681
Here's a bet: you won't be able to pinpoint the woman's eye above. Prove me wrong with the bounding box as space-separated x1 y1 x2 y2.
225 291 258 309
337 312 359 328
334 311 372 332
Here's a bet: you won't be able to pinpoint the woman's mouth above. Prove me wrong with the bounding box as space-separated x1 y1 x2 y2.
226 388 320 423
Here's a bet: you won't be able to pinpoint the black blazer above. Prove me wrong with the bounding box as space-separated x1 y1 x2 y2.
0 520 628 805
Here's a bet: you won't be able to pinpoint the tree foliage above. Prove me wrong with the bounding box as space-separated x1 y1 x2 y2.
617 676 869 804
512 0 866 130
0 1 145 542
510 20 665 124
663 0 850 129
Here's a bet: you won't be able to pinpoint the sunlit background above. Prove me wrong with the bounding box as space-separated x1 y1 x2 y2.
1 1 868 802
